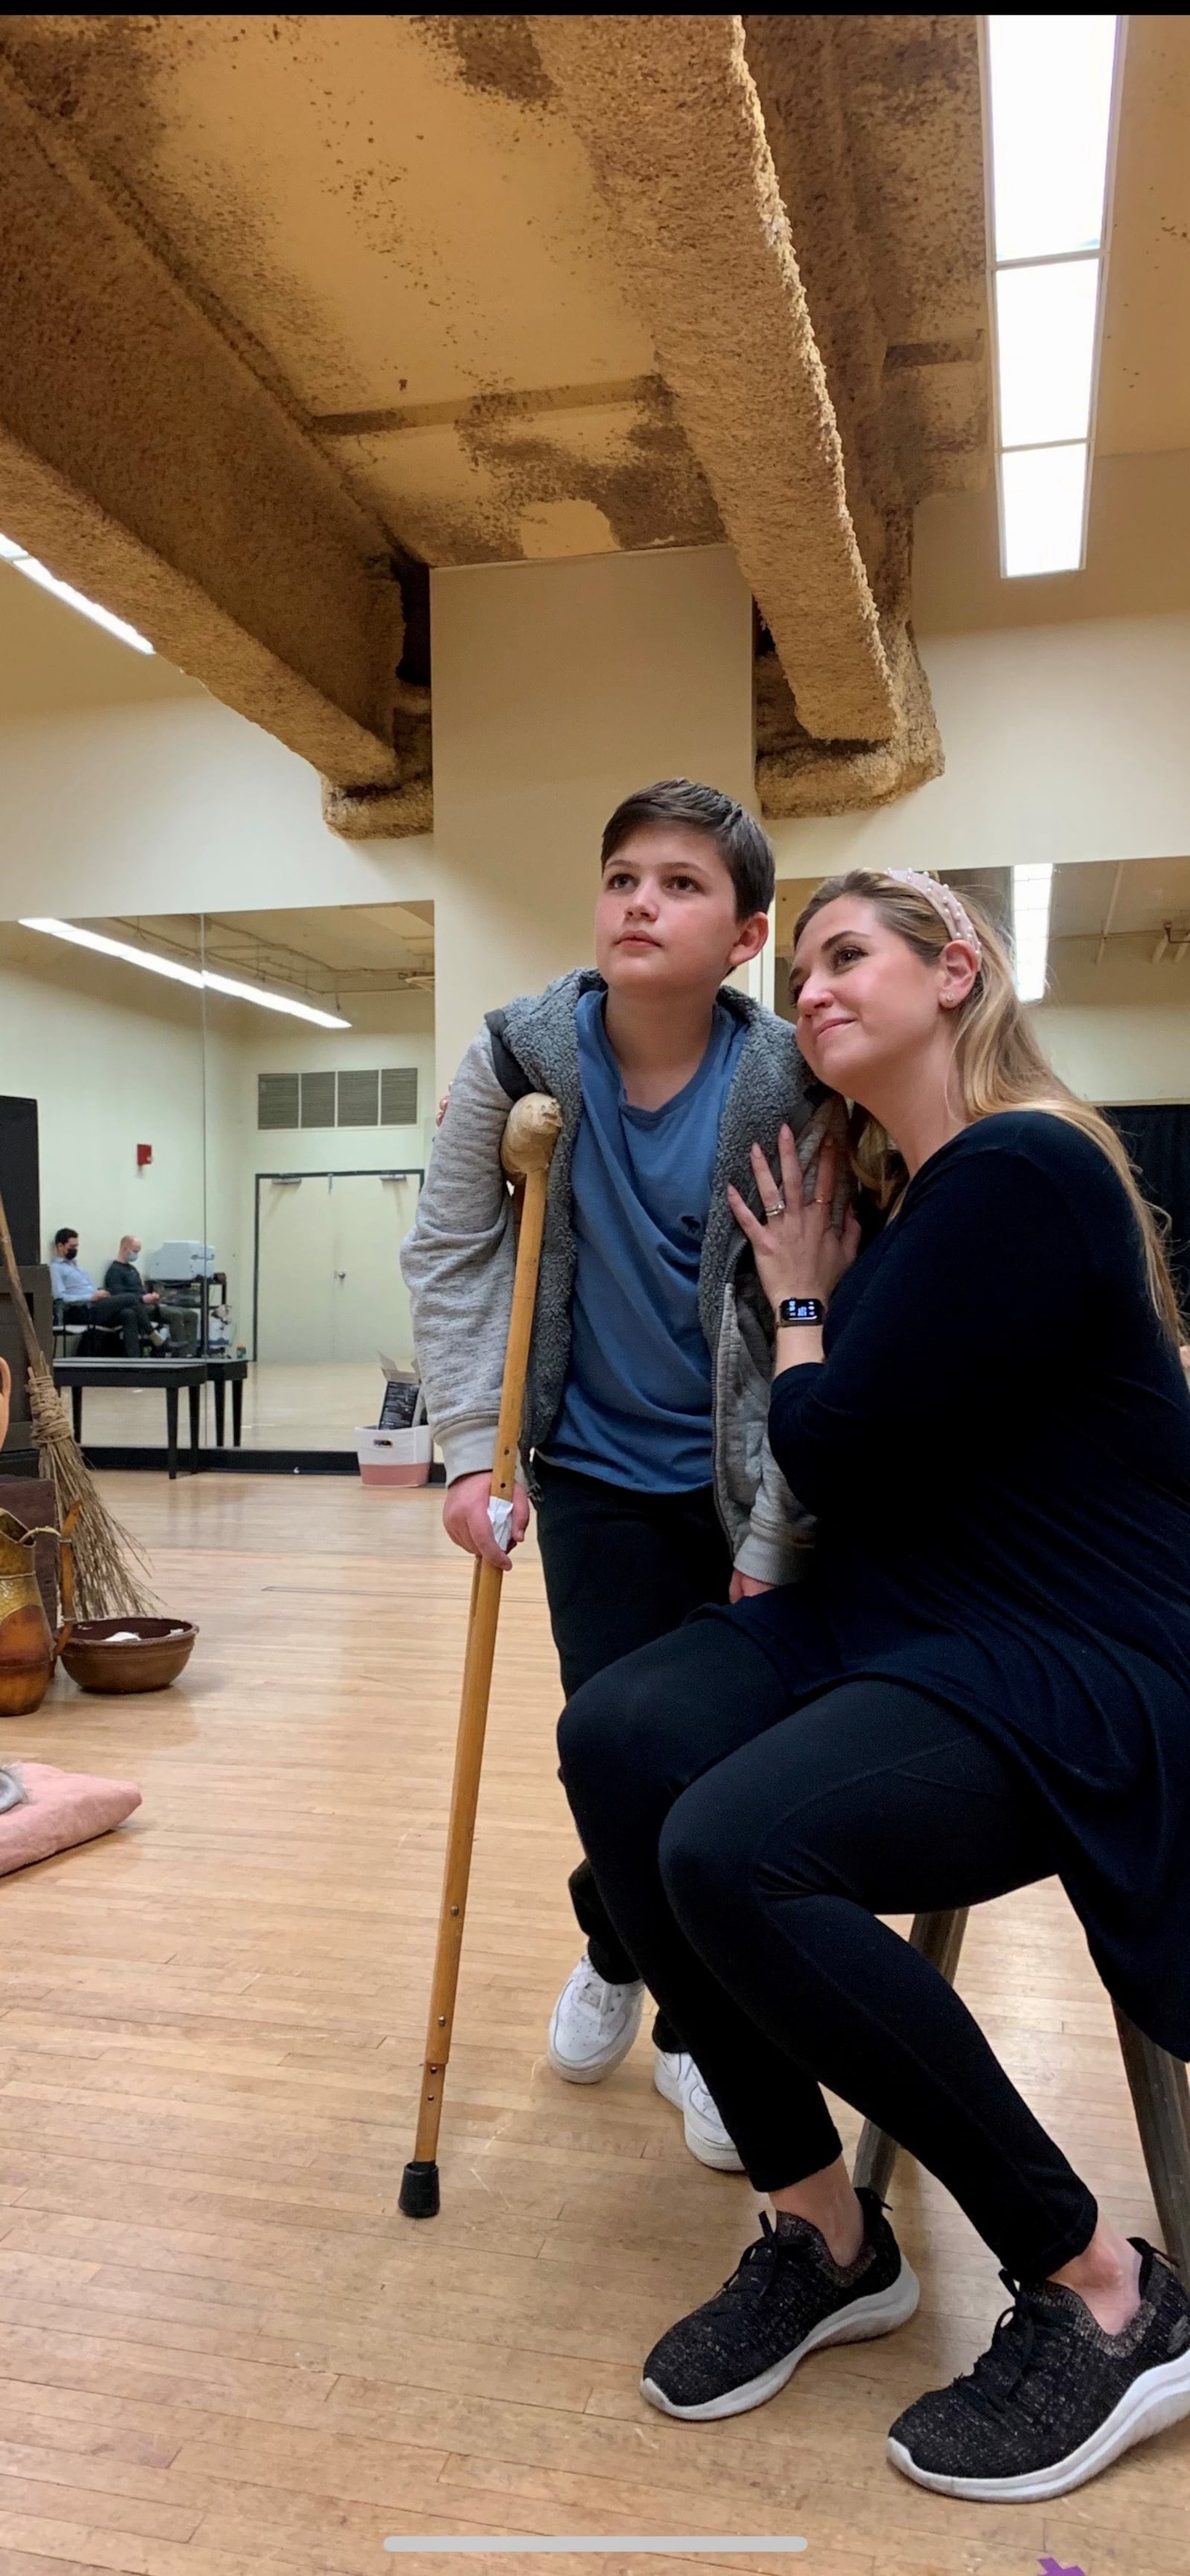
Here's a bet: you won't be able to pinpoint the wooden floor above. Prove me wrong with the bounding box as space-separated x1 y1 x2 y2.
0 1474 1182 2576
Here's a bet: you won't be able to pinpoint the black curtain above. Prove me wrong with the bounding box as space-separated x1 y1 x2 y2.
1104 1105 1190 1313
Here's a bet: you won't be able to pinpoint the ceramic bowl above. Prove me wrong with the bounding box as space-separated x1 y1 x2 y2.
59 1617 197 1693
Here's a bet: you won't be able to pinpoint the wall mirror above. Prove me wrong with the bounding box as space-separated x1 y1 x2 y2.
0 909 208 1474
204 901 433 1456
3 858 1189 1475
0 900 434 1469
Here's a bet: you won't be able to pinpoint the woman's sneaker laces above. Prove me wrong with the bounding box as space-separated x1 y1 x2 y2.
641 2188 919 2421
888 2239 1190 2500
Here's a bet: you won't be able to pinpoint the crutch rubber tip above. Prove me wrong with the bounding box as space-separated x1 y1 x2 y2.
399 2159 440 2219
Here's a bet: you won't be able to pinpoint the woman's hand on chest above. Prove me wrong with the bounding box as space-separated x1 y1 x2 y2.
728 1131 861 1315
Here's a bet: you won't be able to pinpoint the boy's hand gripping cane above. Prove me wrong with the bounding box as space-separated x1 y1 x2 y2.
400 1091 563 2218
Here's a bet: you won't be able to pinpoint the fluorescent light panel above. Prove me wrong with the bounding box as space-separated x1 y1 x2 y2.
19 918 351 1029
0 533 154 654
1000 445 1090 579
985 16 1119 578
994 260 1099 447
1012 864 1054 1003
988 15 1117 262
202 969 349 1029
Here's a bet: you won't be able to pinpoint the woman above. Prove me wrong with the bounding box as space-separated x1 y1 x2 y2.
558 867 1190 2504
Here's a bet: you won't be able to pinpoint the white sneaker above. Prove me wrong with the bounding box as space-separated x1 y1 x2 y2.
654 2048 745 2172
547 1952 645 2084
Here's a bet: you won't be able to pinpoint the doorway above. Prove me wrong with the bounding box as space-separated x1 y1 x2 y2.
254 1169 422 1364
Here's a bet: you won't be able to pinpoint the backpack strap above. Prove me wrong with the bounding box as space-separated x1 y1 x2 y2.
484 1007 536 1104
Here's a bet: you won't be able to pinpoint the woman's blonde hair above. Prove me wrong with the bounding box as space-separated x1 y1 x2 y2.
793 868 1183 1339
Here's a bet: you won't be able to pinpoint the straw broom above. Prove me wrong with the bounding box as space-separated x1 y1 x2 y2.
0 1184 155 1617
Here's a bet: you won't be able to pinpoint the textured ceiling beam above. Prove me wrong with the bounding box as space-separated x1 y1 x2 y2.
530 11 898 745
0 60 402 788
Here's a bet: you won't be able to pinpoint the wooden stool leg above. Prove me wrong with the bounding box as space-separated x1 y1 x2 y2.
853 1909 971 2197
1113 2006 1190 2281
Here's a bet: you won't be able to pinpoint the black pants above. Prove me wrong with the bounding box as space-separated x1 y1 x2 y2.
559 1616 1099 2278
535 1457 733 2054
65 1296 153 1358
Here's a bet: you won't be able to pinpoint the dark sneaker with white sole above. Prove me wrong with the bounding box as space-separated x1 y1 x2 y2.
888 2239 1190 2502
641 2188 919 2421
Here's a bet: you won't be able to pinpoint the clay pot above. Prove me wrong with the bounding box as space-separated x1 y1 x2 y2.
0 1506 55 1718
59 1616 197 1693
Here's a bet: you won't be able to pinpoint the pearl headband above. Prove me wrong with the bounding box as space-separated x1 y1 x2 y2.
887 869 982 960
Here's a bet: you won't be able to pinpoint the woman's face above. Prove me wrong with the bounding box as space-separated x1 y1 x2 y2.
789 895 973 1099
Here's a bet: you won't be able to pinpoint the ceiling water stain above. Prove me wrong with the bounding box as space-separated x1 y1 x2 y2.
414 16 553 109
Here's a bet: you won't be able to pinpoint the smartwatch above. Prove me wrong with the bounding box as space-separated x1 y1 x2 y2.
776 1296 826 1327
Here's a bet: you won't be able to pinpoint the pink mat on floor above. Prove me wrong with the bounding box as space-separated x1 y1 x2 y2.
0 1762 141 1875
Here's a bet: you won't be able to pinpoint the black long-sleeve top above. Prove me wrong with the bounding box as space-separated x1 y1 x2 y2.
727 1110 1190 2056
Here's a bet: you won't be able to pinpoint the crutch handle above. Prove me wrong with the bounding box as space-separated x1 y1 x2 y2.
501 1092 563 1182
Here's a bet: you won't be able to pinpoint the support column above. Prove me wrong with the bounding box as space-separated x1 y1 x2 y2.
429 545 756 1083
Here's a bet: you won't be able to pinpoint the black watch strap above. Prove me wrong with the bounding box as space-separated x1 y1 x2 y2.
776 1295 826 1327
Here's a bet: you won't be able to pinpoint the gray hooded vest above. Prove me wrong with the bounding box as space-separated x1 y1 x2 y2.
402 969 839 1583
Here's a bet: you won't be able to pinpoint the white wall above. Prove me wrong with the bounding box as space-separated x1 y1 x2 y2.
0 930 432 1346
430 545 756 1080
769 614 1190 879
1033 942 1190 1105
5 576 1190 1105
1035 1001 1190 1103
213 990 434 1334
0 696 434 918
0 928 213 1278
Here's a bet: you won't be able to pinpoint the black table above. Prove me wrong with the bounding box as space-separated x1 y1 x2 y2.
53 1356 207 1480
205 1356 248 1448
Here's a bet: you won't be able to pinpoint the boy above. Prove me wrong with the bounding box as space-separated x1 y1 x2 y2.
402 779 832 2168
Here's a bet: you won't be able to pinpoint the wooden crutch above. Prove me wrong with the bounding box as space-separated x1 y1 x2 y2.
400 1091 563 2218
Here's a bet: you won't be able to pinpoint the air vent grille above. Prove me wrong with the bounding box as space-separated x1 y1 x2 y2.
337 1068 379 1128
380 1067 418 1125
257 1073 300 1131
257 1066 420 1131
300 1070 336 1128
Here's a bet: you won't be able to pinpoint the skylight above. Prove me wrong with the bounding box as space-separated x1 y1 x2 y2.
985 16 1121 578
0 533 155 654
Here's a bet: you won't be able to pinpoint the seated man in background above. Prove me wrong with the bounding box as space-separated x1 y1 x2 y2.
50 1226 164 1357
105 1235 200 1355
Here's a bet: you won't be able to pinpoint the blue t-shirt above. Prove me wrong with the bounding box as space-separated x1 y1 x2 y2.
545 989 746 1492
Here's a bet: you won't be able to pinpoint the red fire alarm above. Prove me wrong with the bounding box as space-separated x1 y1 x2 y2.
137 1143 152 1169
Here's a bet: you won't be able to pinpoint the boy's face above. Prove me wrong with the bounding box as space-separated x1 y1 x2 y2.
594 826 768 1000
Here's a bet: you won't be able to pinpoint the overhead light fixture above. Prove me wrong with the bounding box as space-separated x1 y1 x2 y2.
202 969 350 1030
19 916 202 989
0 533 155 654
19 918 351 1030
985 16 1122 577
1012 864 1053 1003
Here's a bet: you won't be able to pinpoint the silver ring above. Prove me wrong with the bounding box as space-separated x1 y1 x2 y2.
765 1198 785 1218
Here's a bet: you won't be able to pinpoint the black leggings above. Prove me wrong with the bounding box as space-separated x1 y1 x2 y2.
558 1616 1099 2278
536 1457 732 2048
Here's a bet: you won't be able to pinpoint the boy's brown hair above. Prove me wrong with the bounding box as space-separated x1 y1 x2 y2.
600 779 775 920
